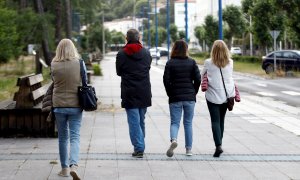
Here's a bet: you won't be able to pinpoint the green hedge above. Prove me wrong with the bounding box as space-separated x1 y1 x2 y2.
232 55 262 63
190 52 210 59
93 64 102 76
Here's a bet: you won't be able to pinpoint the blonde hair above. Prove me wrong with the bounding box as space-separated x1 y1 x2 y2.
53 39 80 62
211 40 231 68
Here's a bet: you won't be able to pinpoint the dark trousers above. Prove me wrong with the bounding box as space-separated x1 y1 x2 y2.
206 100 227 147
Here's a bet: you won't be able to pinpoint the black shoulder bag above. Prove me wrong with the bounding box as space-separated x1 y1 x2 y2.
220 68 234 111
78 60 98 111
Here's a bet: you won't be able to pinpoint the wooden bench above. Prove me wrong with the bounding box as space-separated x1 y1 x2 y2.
0 74 55 137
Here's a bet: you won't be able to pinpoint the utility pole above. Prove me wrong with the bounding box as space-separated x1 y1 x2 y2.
250 15 253 56
211 0 213 15
167 0 170 61
148 0 151 49
185 0 188 42
155 0 158 65
102 12 105 57
133 0 136 28
218 0 223 40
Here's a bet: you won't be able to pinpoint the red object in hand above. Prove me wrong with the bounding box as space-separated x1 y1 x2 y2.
235 85 241 102
201 73 208 92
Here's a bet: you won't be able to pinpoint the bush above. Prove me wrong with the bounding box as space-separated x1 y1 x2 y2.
93 64 102 76
190 52 210 59
232 55 262 63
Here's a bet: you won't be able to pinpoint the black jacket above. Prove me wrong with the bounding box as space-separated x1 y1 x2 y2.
116 44 152 108
163 58 201 104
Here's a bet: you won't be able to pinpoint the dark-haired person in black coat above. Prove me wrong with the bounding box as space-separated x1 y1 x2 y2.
116 29 152 158
163 40 201 157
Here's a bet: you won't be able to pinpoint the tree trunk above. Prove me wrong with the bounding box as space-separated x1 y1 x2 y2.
65 0 72 39
34 0 52 66
55 0 63 45
20 0 27 10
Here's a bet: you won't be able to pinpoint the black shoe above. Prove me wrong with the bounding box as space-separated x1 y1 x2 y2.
132 151 144 158
213 146 223 157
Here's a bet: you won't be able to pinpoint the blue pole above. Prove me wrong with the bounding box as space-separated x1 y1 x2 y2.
167 0 170 61
148 0 151 49
155 0 158 65
218 0 223 40
185 0 188 42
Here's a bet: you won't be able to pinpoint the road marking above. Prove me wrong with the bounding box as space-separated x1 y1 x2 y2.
256 92 277 96
256 83 267 87
281 91 300 96
248 120 269 124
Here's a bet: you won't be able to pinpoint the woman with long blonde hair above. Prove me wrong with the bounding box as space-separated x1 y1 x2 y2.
51 38 85 179
201 40 235 157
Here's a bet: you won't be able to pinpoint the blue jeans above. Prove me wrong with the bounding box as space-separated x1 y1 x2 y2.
125 108 147 153
169 101 195 149
54 110 82 168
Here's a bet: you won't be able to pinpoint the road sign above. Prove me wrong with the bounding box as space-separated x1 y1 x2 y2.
270 30 280 40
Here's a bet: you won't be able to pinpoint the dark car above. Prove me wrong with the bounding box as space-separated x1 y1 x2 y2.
262 50 300 74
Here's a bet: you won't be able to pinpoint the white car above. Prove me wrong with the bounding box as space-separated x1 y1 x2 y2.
149 48 161 59
230 47 242 55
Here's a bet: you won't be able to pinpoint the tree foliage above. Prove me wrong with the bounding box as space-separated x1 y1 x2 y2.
203 15 218 49
222 5 246 47
250 0 285 51
0 8 18 62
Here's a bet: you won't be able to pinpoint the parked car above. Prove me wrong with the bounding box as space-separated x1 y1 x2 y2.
157 47 169 56
149 48 161 60
262 50 300 74
230 47 242 55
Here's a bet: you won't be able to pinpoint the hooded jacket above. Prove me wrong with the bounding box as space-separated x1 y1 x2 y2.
116 43 152 108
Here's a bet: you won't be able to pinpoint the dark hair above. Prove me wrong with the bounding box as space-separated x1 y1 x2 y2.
126 29 140 43
170 40 188 59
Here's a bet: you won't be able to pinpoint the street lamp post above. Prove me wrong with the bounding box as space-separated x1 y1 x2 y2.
148 0 151 49
218 0 223 40
167 0 170 61
185 0 188 42
102 11 105 57
249 15 253 56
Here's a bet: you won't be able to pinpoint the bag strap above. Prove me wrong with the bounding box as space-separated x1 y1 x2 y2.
219 68 228 98
79 59 88 87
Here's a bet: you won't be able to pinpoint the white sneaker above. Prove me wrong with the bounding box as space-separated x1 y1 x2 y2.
58 168 69 177
166 141 178 157
186 149 193 156
70 164 81 180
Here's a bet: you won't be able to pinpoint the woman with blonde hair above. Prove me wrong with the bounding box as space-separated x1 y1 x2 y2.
51 38 86 179
201 40 235 157
163 40 201 157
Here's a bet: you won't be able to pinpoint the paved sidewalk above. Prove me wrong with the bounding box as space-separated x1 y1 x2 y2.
1 52 300 180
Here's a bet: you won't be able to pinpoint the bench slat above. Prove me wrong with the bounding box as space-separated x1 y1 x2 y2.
27 74 44 86
30 85 48 101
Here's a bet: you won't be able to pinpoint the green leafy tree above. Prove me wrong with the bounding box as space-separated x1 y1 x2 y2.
194 26 205 44
143 27 167 47
251 0 284 53
0 8 18 63
179 31 185 40
110 30 125 45
87 23 111 52
273 0 300 46
241 0 254 14
170 24 178 43
203 15 218 49
222 5 246 48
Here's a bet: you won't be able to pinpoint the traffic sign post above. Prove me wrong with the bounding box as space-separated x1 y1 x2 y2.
270 30 280 73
